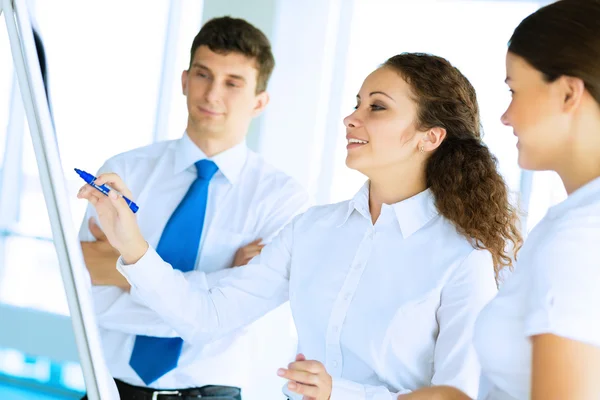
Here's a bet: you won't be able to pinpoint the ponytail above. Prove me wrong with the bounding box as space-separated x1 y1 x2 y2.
427 136 522 279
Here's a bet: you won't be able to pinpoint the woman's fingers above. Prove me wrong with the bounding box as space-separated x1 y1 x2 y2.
78 184 103 203
278 368 319 385
94 173 134 199
287 381 318 398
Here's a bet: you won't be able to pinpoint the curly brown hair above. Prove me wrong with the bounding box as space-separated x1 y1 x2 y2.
384 53 522 279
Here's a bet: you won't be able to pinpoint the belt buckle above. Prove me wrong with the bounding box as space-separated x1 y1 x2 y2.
151 390 182 400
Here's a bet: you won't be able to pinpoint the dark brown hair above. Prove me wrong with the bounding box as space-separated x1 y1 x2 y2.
190 16 275 93
509 0 600 105
384 53 522 279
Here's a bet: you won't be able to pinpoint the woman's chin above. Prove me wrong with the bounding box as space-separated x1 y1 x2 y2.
517 150 541 171
345 155 361 171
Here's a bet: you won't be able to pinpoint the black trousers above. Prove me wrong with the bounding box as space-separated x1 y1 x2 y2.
81 378 242 400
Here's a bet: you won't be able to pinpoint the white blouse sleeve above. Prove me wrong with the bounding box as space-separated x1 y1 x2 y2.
524 216 600 346
117 214 298 344
432 249 497 399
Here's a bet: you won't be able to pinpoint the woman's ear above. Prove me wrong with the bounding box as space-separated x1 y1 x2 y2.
560 76 585 114
421 127 447 152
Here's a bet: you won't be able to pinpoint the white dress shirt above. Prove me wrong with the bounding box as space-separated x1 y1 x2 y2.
474 176 600 400
79 133 309 398
118 182 497 399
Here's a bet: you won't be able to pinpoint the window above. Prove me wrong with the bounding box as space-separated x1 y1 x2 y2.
327 0 541 203
0 1 190 396
526 171 567 232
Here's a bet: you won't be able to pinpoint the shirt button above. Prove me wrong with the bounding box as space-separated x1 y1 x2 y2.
344 293 351 300
333 360 338 368
332 326 339 333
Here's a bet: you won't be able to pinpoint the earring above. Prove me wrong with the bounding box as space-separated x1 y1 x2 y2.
420 145 425 153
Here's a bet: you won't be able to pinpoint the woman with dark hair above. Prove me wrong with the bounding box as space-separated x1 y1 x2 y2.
474 1 600 399
78 52 520 399
408 1 600 399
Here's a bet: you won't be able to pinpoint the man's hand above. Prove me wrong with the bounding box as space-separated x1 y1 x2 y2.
77 173 148 264
278 353 332 400
81 217 131 291
232 239 265 267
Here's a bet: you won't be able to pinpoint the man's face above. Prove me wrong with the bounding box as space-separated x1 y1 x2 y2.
182 45 269 141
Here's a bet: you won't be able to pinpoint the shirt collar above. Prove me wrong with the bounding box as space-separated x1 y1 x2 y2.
392 187 438 238
173 132 248 184
340 181 438 238
340 182 371 225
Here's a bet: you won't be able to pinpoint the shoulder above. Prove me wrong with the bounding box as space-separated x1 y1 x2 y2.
291 200 353 231
100 140 176 172
433 215 493 267
523 210 600 344
425 215 497 291
531 210 600 277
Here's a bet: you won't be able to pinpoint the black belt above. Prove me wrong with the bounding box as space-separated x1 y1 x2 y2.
112 379 242 400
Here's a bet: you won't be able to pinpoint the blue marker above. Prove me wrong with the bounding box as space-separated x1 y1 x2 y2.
74 168 139 213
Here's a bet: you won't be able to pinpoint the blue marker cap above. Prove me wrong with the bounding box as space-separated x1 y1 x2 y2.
75 168 139 213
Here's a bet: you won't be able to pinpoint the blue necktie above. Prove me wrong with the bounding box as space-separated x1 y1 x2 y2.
129 159 218 385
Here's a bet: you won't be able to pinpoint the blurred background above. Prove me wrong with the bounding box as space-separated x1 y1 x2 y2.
0 0 566 398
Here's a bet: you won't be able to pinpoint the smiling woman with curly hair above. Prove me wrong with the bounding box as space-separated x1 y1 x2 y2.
78 52 521 400
384 53 522 279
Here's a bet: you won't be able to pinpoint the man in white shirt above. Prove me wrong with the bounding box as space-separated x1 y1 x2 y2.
79 16 309 400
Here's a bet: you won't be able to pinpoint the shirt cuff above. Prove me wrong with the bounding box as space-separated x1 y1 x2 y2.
117 246 168 294
330 378 366 400
525 308 600 346
330 378 411 400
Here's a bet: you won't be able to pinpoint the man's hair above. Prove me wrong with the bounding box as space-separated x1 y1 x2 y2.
190 16 275 93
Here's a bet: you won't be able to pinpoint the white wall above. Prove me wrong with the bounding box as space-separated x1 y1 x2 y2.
201 0 278 152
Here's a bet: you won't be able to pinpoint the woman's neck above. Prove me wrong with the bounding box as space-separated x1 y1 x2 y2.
558 158 600 195
557 107 600 194
557 122 600 194
368 165 427 224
